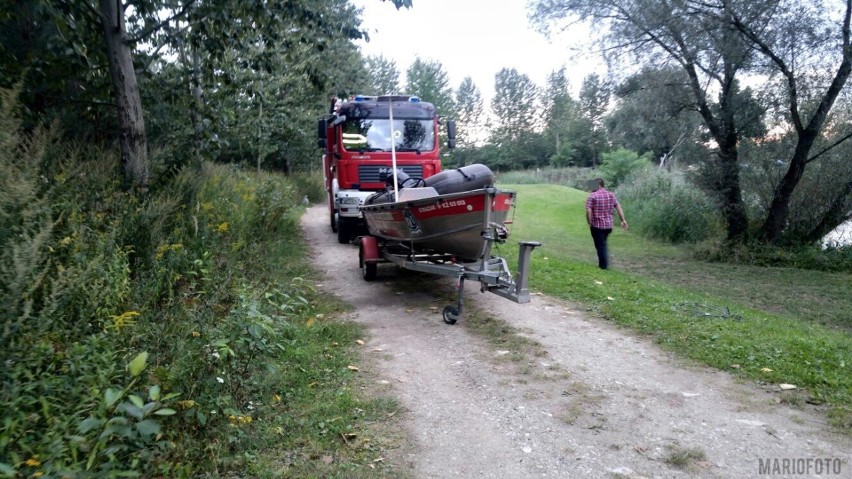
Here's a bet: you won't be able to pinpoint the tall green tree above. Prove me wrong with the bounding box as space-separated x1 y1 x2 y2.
578 73 610 167
455 76 484 154
405 58 456 117
541 67 579 166
174 0 369 172
489 67 541 170
605 67 705 167
0 1 111 136
365 55 401 94
531 0 852 244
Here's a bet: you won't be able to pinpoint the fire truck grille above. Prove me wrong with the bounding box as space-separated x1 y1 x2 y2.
358 165 423 183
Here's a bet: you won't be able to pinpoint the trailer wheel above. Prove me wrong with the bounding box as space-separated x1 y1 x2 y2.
359 250 377 281
360 256 377 281
359 237 378 281
442 306 459 325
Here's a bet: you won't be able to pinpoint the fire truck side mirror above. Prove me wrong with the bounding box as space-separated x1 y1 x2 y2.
446 119 457 149
317 119 328 148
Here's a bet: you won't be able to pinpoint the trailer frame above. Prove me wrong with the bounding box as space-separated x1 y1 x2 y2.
359 235 541 324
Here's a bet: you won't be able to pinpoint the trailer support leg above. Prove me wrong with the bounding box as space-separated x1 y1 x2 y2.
514 241 542 303
442 275 466 325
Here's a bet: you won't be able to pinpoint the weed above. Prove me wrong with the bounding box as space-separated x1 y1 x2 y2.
664 445 707 470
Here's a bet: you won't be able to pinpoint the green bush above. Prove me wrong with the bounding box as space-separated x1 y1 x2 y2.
597 148 652 189
617 167 724 243
289 170 326 203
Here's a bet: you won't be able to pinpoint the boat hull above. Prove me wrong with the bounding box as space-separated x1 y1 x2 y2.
360 188 515 261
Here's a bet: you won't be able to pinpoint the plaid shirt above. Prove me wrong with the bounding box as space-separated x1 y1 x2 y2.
585 188 620 229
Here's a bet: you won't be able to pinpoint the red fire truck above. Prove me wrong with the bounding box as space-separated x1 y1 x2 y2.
317 95 456 243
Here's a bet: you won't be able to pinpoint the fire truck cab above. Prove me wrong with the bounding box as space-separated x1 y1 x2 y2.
317 94 455 243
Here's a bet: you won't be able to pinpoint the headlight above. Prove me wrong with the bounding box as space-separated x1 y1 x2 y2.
339 197 359 205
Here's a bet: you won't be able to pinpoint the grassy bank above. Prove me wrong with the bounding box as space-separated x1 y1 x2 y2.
1 90 399 478
502 184 852 430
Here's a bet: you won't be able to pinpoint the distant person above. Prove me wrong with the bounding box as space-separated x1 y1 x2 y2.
585 178 628 269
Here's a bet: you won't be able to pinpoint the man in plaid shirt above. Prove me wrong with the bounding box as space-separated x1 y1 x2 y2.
585 178 628 269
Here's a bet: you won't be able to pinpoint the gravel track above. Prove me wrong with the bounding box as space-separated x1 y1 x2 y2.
300 205 850 478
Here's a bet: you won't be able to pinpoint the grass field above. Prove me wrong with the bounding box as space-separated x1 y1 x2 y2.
500 184 852 430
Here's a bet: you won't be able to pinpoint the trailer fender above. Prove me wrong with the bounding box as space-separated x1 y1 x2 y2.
360 235 380 262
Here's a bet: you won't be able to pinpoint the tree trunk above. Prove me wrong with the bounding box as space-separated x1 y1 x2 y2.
257 96 263 174
99 0 148 189
717 141 749 241
804 180 852 244
757 145 810 243
190 44 204 166
692 70 749 242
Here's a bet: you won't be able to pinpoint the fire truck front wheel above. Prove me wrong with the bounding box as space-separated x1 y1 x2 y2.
337 219 352 244
331 210 338 233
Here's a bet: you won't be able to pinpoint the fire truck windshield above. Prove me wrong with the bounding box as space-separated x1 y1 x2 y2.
341 118 435 152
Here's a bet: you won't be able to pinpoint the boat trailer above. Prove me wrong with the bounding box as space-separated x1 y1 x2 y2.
358 236 541 324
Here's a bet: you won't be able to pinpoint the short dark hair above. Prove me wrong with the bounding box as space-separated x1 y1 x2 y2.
596 178 605 188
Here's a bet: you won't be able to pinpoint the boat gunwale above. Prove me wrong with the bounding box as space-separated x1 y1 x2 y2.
359 187 516 212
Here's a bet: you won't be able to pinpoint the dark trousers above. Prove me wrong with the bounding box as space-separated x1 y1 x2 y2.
590 227 612 269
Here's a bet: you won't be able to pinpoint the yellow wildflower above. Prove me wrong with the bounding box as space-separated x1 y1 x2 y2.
273 394 281 403
227 415 253 425
155 244 169 260
34 472 44 478
192 331 201 337
25 457 41 467
156 243 184 260
108 311 141 330
59 236 73 246
217 222 229 233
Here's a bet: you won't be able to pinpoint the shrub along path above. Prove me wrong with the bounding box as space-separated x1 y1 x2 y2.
301 203 851 478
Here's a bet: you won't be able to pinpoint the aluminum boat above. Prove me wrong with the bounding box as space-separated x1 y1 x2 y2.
360 165 514 261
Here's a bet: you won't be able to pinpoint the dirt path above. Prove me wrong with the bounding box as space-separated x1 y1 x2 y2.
300 205 850 478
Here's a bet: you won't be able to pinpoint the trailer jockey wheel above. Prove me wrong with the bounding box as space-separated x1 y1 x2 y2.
442 306 459 325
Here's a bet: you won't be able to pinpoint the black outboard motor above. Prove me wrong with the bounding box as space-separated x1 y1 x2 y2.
365 169 425 205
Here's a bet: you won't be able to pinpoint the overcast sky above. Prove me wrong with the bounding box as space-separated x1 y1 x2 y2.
352 0 605 103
